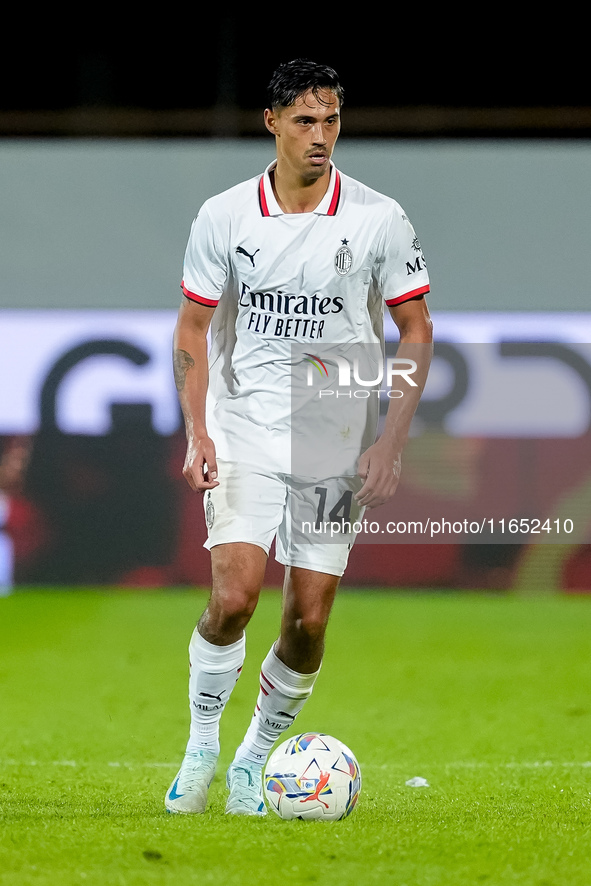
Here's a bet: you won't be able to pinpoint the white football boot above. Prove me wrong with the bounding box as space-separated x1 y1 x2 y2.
225 761 267 816
165 750 218 814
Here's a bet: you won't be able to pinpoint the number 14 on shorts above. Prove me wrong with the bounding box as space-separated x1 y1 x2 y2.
313 487 353 530
292 476 363 543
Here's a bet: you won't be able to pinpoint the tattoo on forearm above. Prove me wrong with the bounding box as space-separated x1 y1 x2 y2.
173 349 195 392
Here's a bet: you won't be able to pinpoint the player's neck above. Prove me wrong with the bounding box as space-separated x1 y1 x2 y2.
270 164 331 214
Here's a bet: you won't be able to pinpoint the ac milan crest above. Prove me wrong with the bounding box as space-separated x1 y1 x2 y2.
334 239 353 276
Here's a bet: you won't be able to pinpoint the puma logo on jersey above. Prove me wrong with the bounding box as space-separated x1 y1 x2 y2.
235 246 260 267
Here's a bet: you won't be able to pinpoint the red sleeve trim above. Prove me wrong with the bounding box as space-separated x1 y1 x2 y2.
385 284 430 307
181 281 219 307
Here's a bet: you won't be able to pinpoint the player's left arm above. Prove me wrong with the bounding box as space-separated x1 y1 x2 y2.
355 296 433 509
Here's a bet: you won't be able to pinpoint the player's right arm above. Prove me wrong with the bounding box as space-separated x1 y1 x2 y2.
173 297 219 492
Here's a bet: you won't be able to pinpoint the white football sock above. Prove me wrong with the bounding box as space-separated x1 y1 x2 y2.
233 644 320 768
185 628 245 756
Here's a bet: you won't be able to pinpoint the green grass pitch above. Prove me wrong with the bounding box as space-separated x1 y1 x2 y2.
1 588 591 885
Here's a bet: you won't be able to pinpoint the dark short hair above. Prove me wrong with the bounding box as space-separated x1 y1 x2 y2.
267 58 344 110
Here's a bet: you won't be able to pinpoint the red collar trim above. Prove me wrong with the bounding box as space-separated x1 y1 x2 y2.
258 165 341 217
258 174 270 217
327 170 341 216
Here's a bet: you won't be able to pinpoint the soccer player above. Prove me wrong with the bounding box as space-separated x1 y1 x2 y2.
165 59 433 816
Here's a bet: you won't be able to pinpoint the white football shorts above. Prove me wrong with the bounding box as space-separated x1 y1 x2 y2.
202 460 365 577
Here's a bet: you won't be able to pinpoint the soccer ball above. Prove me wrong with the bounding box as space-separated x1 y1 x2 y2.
263 732 361 821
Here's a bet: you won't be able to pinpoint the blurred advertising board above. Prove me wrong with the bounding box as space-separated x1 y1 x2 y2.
1 310 590 592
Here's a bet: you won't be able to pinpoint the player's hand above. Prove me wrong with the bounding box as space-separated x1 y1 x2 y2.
355 439 402 509
182 434 219 492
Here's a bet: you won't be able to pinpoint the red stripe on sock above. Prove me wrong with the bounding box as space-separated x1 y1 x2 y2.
260 671 275 691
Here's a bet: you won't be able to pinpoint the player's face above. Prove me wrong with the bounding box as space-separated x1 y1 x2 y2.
265 89 341 182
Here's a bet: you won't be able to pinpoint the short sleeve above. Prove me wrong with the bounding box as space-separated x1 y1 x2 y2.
377 208 430 308
181 204 228 307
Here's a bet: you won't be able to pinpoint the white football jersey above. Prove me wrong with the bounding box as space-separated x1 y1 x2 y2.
181 162 430 474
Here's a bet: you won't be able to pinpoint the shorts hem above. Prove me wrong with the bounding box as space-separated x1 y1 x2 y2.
203 537 271 556
274 552 347 578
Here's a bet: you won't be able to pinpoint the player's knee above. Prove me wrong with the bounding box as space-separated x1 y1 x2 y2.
208 545 266 631
210 585 260 632
224 587 259 623
293 611 329 647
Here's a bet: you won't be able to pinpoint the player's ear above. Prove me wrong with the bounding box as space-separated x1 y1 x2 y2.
264 107 280 136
